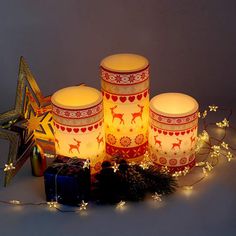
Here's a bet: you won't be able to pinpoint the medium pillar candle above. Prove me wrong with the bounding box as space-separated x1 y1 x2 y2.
101 54 149 162
149 93 199 172
51 85 105 173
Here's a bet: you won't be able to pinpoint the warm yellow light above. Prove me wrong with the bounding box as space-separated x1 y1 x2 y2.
101 53 149 162
101 53 149 72
51 86 100 109
149 93 199 172
150 93 198 116
51 85 105 173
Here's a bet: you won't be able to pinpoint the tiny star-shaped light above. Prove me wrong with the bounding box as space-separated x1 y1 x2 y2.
182 166 190 176
222 118 230 127
221 142 229 150
197 112 201 118
79 200 88 211
129 161 136 166
4 163 15 172
9 200 20 205
205 161 213 171
47 201 58 208
112 162 120 173
44 153 56 159
195 161 205 167
139 161 149 170
183 185 193 191
211 145 221 158
172 171 181 177
143 150 150 159
226 152 233 162
202 110 207 119
202 167 208 176
152 192 162 202
212 145 221 152
116 200 126 210
209 105 218 112
160 165 170 174
199 130 209 141
83 159 90 169
216 118 229 128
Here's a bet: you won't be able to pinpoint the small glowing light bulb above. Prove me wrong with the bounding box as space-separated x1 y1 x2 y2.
4 163 15 172
112 163 120 173
221 142 229 150
209 105 218 112
226 152 233 162
183 186 193 191
9 200 20 205
47 201 58 208
116 200 126 210
152 192 162 202
79 200 88 211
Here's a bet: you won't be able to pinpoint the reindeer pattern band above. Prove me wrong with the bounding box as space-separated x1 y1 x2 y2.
149 110 198 169
104 97 149 159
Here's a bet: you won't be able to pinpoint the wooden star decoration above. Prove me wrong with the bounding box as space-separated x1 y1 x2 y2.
0 57 55 186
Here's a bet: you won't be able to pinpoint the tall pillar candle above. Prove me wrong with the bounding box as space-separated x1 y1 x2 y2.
149 93 199 172
51 85 105 173
101 54 149 162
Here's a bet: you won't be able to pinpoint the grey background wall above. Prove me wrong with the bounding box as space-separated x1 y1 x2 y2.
0 0 236 112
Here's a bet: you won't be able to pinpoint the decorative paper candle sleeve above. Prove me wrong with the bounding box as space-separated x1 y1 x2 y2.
149 93 199 172
51 85 105 174
44 156 90 206
101 54 150 162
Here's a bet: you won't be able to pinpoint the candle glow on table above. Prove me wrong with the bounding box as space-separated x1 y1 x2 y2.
51 85 105 173
101 54 149 162
149 93 199 172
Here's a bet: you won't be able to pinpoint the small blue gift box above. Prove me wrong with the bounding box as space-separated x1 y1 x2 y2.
44 156 90 206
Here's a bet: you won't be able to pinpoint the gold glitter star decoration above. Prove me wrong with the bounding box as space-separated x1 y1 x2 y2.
14 57 54 153
0 57 55 186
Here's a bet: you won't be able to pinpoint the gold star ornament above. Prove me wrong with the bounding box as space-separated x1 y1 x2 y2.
14 57 54 152
0 57 55 186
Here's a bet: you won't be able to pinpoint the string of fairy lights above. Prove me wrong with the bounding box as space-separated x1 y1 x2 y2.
0 104 235 213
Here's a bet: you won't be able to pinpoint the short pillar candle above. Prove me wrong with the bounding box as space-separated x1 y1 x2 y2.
101 54 149 162
51 85 105 173
149 93 199 172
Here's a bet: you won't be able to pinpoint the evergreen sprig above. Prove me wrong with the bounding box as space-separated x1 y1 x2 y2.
92 156 177 204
